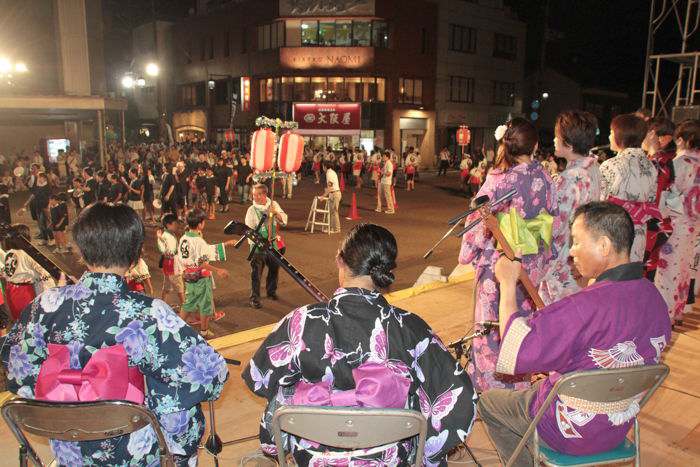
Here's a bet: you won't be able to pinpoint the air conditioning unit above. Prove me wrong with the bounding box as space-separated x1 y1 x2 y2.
671 105 700 122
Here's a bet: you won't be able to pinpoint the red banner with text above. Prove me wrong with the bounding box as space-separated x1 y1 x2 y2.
292 103 361 135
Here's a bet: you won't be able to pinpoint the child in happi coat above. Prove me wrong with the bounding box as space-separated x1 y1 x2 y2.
48 193 69 253
157 213 184 307
176 209 236 338
2 224 56 320
125 257 153 296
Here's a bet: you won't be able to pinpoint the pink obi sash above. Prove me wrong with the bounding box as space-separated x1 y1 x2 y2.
35 344 145 404
608 196 662 226
292 363 410 409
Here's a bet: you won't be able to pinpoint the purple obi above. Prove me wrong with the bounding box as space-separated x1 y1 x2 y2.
292 363 411 408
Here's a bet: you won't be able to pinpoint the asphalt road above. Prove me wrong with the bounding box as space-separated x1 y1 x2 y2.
13 170 473 338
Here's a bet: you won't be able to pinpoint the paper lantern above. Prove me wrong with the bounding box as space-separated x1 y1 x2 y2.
456 126 471 146
250 128 275 171
224 128 235 143
278 132 304 173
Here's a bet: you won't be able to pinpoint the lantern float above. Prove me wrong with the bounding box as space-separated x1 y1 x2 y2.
250 128 275 171
278 131 304 173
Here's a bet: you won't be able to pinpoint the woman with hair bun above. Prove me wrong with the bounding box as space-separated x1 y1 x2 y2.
243 223 476 466
458 117 557 392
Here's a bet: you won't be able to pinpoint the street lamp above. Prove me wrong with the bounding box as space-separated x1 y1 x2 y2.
121 75 135 89
145 62 159 77
15 62 27 73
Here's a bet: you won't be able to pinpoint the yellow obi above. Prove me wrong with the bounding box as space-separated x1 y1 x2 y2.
496 207 553 255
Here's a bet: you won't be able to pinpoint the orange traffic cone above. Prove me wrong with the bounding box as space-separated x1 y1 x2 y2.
391 186 398 210
346 192 361 220
340 174 346 192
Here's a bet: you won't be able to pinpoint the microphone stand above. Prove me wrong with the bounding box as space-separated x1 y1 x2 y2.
204 358 247 467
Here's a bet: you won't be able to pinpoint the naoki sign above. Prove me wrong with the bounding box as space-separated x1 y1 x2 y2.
280 47 374 70
293 103 361 135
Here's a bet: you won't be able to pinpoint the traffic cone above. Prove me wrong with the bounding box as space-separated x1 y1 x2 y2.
340 174 346 192
346 192 361 220
392 186 398 210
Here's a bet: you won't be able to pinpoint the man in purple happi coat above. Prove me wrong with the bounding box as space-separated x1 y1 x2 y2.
479 201 671 466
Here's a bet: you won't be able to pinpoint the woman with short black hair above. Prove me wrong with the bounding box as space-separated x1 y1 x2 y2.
243 223 476 466
1 203 228 466
600 113 658 261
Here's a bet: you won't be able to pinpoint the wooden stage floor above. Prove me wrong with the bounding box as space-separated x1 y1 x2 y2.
0 275 698 466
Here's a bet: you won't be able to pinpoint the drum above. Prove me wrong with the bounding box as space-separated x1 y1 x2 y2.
13 167 24 178
152 199 162 210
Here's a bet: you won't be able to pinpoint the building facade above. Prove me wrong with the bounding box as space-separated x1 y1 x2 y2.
0 0 125 162
435 0 526 158
171 0 439 164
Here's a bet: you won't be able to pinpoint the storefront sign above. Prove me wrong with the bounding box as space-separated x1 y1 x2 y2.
293 103 361 135
240 77 251 111
279 0 374 16
280 47 373 70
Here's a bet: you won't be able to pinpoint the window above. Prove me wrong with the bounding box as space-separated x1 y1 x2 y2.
257 22 285 50
399 78 422 105
494 33 516 60
224 30 230 57
336 20 352 46
180 83 206 107
258 77 386 103
301 20 318 45
421 28 429 54
214 80 229 105
448 24 476 53
208 36 214 59
449 76 474 103
372 21 389 47
352 21 371 46
319 21 336 46
493 81 515 106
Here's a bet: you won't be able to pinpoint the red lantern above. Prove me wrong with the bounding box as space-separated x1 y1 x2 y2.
224 128 235 143
456 126 471 146
250 128 275 171
278 132 304 173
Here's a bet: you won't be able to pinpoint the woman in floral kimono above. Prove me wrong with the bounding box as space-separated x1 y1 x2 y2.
1 203 229 466
458 118 557 392
600 113 658 261
655 119 700 321
540 111 601 304
243 224 476 467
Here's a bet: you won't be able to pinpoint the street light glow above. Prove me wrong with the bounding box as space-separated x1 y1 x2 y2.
0 58 11 73
121 75 135 88
145 62 159 76
136 78 146 87
14 62 27 73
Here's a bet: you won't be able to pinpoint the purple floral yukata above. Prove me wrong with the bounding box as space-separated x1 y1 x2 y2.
540 156 601 304
459 161 557 392
242 288 476 466
496 263 671 455
1 272 229 466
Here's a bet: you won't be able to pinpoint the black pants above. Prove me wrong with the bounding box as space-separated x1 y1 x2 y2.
438 160 449 175
250 247 285 300
217 184 228 206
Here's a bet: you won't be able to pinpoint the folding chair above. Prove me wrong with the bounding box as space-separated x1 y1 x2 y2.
271 406 427 467
1 398 174 467
507 364 670 467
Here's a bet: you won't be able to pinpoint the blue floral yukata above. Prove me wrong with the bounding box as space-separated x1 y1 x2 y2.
243 287 477 467
1 272 229 466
